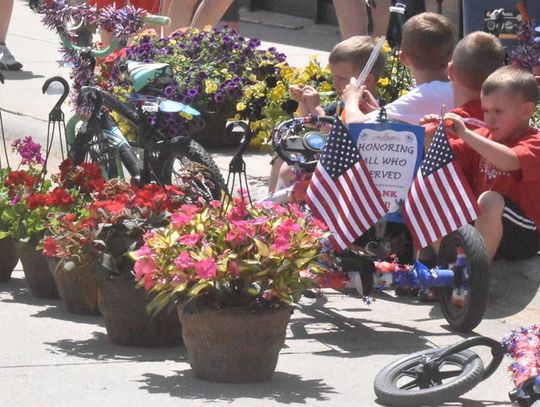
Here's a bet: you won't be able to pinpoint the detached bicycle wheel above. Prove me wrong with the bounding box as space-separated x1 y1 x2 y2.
374 348 484 407
437 224 489 332
161 138 226 200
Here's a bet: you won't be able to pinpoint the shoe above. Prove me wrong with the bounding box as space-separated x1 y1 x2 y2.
0 45 23 71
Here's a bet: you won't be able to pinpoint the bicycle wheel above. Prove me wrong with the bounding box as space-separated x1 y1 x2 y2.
374 348 484 407
160 138 226 200
437 224 489 332
68 116 121 180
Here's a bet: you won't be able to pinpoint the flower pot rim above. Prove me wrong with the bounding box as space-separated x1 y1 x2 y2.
178 303 294 316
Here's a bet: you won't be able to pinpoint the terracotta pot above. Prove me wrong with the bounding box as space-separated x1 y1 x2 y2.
51 259 100 316
0 237 18 282
96 272 182 347
179 306 292 383
16 240 59 299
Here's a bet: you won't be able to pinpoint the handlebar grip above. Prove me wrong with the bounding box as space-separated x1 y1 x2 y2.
144 14 171 26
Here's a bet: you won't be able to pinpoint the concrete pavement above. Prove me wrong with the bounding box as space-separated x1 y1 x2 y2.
1 1 540 406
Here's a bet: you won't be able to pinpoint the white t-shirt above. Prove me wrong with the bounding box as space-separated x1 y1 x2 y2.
368 80 453 125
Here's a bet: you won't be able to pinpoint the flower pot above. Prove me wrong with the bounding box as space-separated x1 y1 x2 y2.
16 241 59 299
0 237 18 282
178 306 292 383
51 259 100 316
96 273 182 347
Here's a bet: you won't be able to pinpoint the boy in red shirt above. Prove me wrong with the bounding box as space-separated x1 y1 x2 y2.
444 65 540 262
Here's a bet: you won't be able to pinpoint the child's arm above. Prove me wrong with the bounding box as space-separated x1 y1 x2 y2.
302 86 326 116
443 113 521 171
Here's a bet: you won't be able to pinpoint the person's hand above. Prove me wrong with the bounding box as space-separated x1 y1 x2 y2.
288 84 305 103
419 114 440 152
302 86 321 113
358 86 379 113
443 112 467 138
342 77 362 106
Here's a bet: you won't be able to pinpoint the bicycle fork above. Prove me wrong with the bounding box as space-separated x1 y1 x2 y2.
100 114 143 184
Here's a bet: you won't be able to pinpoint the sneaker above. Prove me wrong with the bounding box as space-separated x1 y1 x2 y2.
0 45 23 71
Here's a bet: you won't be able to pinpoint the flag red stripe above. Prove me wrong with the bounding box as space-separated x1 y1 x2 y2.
431 171 459 231
411 177 438 244
404 181 431 248
307 168 350 248
317 167 363 239
341 166 376 230
441 165 470 225
446 163 479 219
353 162 387 220
417 174 447 238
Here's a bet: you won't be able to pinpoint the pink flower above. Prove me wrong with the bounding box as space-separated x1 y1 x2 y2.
271 236 290 254
177 232 202 246
227 260 240 277
134 257 156 291
136 244 152 257
275 218 300 239
209 200 221 208
289 203 305 219
194 258 217 279
174 251 195 270
171 212 194 227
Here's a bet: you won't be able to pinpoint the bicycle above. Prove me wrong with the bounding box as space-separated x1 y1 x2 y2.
46 10 226 199
269 114 490 333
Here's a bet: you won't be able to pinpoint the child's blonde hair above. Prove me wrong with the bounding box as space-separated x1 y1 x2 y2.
452 32 505 92
482 65 538 104
401 12 454 70
329 35 385 79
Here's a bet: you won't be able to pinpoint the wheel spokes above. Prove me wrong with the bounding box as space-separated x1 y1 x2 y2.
437 369 463 380
399 378 420 390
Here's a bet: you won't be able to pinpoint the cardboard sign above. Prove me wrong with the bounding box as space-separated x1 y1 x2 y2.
349 122 424 222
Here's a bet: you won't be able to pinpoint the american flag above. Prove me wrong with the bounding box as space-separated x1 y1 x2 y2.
306 118 388 250
403 122 480 248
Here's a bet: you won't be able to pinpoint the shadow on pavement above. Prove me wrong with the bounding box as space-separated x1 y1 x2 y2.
287 295 447 357
30 303 104 325
0 275 60 307
45 331 185 362
484 256 540 320
1 70 45 80
138 369 337 403
375 398 515 406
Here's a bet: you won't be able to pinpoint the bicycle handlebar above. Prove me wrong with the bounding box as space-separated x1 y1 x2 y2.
60 14 171 58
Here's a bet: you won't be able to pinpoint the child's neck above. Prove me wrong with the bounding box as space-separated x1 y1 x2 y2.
452 82 480 107
411 68 449 85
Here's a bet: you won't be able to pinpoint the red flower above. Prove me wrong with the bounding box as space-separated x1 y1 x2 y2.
42 237 58 257
5 171 36 188
26 194 48 209
58 159 72 181
45 188 74 207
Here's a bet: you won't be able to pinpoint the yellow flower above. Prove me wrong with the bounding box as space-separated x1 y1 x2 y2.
205 80 218 94
378 77 390 87
382 41 391 54
269 83 286 102
399 89 408 97
297 72 310 84
236 102 246 111
319 81 332 92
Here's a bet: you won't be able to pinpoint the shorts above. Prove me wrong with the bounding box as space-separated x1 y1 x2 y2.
495 198 540 260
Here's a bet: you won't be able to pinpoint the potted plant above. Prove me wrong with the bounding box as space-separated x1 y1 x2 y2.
96 26 287 147
133 197 330 382
41 159 105 314
0 168 19 282
46 164 211 346
0 137 61 297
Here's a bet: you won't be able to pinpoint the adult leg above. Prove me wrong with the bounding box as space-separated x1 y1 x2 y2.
190 0 234 29
0 0 22 71
165 0 197 36
475 191 505 263
333 0 367 38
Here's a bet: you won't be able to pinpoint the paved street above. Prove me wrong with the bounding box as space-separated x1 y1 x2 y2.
1 1 539 406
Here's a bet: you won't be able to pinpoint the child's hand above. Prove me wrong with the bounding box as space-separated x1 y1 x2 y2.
443 113 466 138
303 86 321 113
289 84 304 103
342 77 361 105
419 114 441 152
358 86 379 113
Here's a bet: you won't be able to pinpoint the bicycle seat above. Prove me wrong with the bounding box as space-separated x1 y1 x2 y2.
126 61 173 92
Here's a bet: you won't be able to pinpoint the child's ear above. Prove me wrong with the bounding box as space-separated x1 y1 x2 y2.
447 61 455 81
522 101 536 118
398 50 410 67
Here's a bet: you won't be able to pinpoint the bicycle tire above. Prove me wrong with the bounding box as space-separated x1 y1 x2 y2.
374 348 484 407
437 224 490 332
160 138 226 200
68 119 120 180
